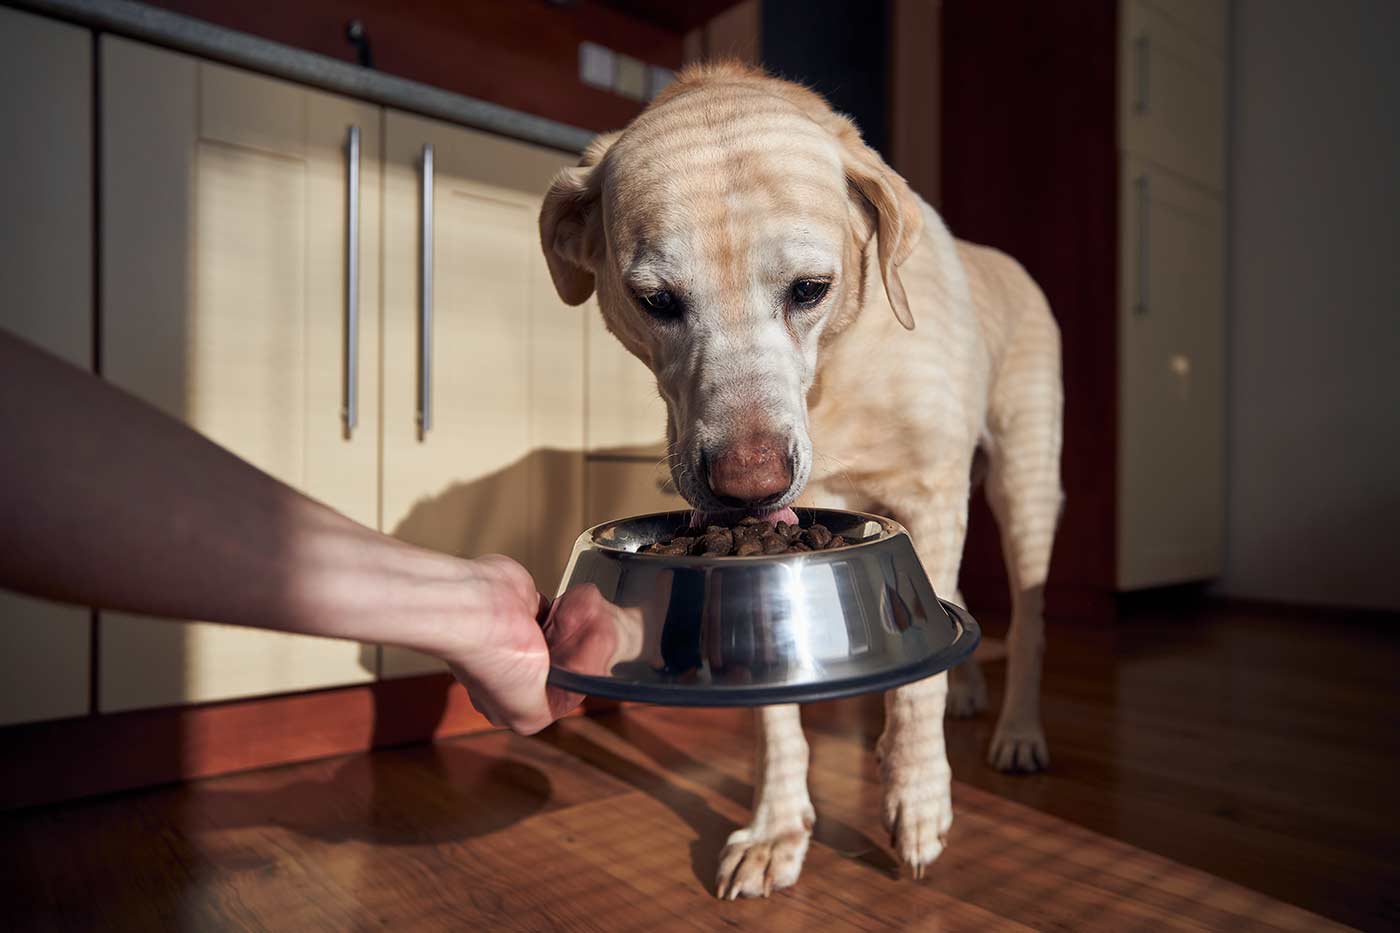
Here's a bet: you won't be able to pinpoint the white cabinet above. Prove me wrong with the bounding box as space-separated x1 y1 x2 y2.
378 112 583 677
1118 158 1225 587
7 28 605 713
582 293 675 527
0 7 93 726
1115 0 1227 588
586 307 670 457
585 459 688 531
1120 0 1227 191
98 38 383 710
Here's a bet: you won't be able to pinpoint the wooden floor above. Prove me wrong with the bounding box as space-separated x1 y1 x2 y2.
3 600 1396 931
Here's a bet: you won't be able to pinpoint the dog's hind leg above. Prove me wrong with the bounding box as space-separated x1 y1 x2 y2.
946 585 989 717
983 309 1064 773
715 704 814 899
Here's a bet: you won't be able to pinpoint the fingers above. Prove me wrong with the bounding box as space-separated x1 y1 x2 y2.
449 581 616 737
542 584 621 680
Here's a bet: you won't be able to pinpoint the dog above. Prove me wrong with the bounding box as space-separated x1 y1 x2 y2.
538 62 1063 898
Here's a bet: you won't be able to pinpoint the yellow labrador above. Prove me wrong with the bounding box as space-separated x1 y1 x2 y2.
539 62 1063 897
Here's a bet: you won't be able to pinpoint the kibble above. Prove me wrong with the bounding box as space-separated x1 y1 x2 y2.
638 519 853 557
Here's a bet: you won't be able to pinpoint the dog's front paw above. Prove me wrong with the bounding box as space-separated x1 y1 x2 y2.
878 736 952 878
715 810 814 899
946 657 988 718
988 716 1049 772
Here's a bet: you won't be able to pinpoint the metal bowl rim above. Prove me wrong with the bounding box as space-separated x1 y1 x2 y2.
575 507 910 564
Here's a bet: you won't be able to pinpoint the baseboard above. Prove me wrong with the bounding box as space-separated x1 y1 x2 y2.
0 673 585 811
958 578 1119 623
1208 595 1400 622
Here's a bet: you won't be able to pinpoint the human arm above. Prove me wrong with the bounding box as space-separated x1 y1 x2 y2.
0 329 579 733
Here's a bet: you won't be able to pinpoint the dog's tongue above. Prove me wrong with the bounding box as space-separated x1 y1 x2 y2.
690 507 800 528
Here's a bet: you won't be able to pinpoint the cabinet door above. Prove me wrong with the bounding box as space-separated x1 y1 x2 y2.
1136 0 1226 52
585 459 689 529
0 7 93 726
1120 0 1226 191
380 112 583 676
586 307 670 457
1118 158 1225 588
99 39 383 710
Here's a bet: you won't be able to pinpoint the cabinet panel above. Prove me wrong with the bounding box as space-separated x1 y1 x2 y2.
0 7 93 726
380 112 581 676
99 39 381 710
586 307 670 457
1138 0 1226 52
1118 158 1225 588
1120 0 1225 191
585 459 688 529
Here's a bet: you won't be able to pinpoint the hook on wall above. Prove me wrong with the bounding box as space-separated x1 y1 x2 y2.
345 20 373 69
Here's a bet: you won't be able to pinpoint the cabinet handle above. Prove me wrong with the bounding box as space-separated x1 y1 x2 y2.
1134 174 1149 316
418 143 434 439
343 125 361 436
1133 34 1150 114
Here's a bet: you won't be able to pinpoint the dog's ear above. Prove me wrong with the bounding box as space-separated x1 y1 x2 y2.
842 134 924 330
539 132 619 306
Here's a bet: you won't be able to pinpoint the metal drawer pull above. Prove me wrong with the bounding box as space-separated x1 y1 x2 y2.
1134 174 1149 316
1133 34 1150 114
343 125 361 436
418 143 434 439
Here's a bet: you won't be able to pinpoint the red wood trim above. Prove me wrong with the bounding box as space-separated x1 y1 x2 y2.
1206 595 1400 622
889 0 942 205
0 673 583 811
958 578 1119 624
596 0 750 33
942 0 1120 606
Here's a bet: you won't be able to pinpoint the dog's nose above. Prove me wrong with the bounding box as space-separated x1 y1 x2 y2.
704 434 794 506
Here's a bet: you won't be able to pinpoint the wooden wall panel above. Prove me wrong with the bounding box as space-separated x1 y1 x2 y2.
941 0 1120 619
889 0 941 205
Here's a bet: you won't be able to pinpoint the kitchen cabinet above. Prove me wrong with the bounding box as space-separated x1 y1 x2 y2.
585 459 688 532
585 308 670 457
581 300 679 536
4 17 626 716
1116 0 1227 587
97 37 586 698
0 6 94 726
377 112 584 676
99 37 383 710
1118 158 1225 587
1120 0 1227 192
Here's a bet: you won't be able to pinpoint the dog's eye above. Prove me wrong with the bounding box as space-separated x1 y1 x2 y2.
639 290 681 319
790 279 830 307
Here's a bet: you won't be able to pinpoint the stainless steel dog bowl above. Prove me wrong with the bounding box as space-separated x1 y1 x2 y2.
546 508 979 706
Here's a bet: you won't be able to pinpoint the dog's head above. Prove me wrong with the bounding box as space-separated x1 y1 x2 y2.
540 63 923 515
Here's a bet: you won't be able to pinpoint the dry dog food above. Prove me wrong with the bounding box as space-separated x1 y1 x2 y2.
639 516 848 557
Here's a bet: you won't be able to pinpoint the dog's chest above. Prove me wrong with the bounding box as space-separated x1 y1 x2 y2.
803 312 989 500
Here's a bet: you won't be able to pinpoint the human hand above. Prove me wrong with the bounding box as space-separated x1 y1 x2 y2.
443 556 619 735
